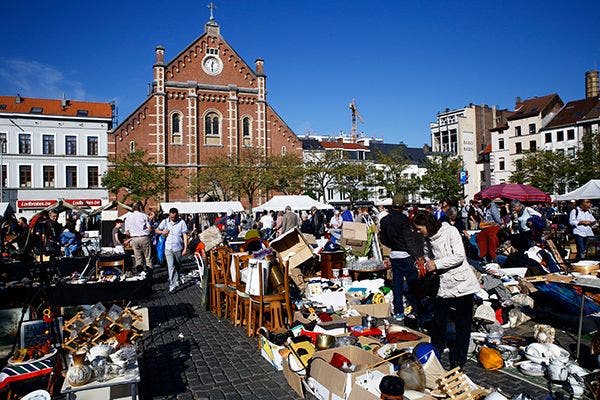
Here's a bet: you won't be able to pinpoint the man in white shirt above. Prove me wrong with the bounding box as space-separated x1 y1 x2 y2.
156 207 189 293
570 199 597 261
124 202 153 270
258 210 274 239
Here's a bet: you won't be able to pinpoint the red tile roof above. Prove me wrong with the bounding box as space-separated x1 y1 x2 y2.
544 98 600 129
507 94 561 121
0 95 112 118
320 141 369 150
581 98 600 121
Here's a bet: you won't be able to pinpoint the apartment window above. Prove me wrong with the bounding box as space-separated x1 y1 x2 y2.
515 142 522 154
498 138 504 150
515 126 522 136
171 113 182 144
65 136 77 155
281 146 287 155
19 134 31 154
499 157 505 171
87 166 99 188
545 132 552 143
327 188 334 201
567 129 575 140
567 147 576 157
42 135 54 155
43 166 55 188
529 140 537 152
556 131 564 141
66 166 77 188
556 149 565 155
1 165 6 187
87 136 98 155
0 132 6 153
528 123 536 134
129 141 136 153
19 165 31 187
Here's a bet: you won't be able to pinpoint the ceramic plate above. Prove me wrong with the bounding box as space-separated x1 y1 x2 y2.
21 390 51 400
518 361 545 377
8 348 57 366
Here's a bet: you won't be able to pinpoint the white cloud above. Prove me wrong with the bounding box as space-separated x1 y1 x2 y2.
0 58 86 99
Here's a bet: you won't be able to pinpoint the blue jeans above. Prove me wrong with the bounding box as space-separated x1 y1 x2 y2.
574 235 589 261
166 249 183 290
390 257 417 315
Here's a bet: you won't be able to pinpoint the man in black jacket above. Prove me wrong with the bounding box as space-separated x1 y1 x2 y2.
379 194 424 320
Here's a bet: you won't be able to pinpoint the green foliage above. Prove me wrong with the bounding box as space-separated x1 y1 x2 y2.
510 150 577 194
420 155 463 203
334 161 377 206
188 154 237 201
372 148 420 198
575 129 600 185
102 149 178 205
303 151 346 201
266 153 305 195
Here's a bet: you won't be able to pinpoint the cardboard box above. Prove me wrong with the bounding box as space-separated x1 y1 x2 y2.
310 346 394 400
349 302 391 318
293 311 362 329
259 335 284 371
282 357 305 398
341 222 369 255
271 228 314 270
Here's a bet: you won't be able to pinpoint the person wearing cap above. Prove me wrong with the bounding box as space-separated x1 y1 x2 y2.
155 207 189 293
280 205 300 236
379 193 424 320
570 199 597 261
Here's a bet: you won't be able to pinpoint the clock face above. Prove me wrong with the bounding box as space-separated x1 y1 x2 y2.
203 56 222 75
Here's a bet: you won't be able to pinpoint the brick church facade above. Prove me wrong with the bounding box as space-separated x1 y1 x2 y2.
108 16 301 206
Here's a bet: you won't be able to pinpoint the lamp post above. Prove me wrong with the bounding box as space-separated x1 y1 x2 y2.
0 137 5 203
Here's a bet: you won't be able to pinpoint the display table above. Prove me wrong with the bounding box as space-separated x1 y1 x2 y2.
61 362 140 400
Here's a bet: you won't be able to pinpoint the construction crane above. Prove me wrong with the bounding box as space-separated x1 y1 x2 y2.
349 98 364 142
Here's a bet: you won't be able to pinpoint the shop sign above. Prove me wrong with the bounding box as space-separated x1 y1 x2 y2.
17 199 102 209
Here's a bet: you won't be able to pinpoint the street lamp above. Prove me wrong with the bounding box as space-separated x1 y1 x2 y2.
0 137 5 203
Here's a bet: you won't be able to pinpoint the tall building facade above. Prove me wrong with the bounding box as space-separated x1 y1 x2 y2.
0 95 112 218
108 17 301 206
430 104 506 198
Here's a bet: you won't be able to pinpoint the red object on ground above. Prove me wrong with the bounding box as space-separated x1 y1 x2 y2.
350 327 383 337
474 183 551 203
495 308 503 324
300 330 319 344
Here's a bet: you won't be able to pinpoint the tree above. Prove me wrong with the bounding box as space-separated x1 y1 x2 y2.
575 129 600 186
372 148 420 198
188 154 237 201
303 151 346 201
334 161 377 206
102 149 179 206
420 155 463 203
510 150 577 194
266 153 305 195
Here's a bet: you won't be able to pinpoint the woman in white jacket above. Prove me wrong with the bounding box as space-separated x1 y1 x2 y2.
413 211 480 369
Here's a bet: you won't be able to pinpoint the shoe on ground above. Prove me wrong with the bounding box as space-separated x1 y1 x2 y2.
168 285 179 293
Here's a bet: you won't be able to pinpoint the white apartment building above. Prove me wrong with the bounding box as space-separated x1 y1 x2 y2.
0 95 113 218
490 94 563 184
430 104 501 198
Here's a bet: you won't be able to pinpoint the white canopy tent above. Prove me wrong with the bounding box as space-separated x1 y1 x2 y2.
159 201 244 215
0 202 14 218
253 195 334 212
556 180 600 201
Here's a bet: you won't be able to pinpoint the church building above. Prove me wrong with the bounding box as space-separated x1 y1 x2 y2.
108 12 301 205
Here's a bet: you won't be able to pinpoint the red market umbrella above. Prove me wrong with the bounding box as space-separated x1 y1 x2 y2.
474 183 551 203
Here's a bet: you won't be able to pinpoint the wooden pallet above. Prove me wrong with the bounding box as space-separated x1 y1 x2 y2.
437 367 489 400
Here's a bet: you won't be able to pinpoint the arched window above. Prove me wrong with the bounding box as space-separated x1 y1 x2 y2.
171 112 182 144
281 146 286 155
129 140 136 153
242 116 251 146
204 112 221 145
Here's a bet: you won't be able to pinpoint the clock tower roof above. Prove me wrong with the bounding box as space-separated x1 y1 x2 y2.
205 2 220 36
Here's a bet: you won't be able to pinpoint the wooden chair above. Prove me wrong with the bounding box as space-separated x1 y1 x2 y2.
247 257 293 337
209 246 232 318
96 258 125 278
232 253 251 330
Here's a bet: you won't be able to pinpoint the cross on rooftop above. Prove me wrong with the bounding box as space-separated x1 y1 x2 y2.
207 2 216 21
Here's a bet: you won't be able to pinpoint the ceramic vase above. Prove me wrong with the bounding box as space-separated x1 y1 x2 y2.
67 352 92 387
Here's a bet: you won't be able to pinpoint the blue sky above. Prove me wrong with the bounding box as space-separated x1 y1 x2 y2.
1 1 599 147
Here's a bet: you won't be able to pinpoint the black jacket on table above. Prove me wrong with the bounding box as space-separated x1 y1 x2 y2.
379 209 424 257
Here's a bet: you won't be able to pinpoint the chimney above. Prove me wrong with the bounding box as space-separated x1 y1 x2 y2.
15 93 22 103
61 93 67 109
586 70 599 99
515 96 523 108
255 58 265 76
155 45 165 65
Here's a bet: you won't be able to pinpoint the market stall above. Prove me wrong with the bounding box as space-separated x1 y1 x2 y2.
556 179 600 201
253 195 334 212
159 201 244 214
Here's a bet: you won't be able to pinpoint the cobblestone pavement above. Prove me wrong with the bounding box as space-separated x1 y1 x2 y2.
139 265 589 399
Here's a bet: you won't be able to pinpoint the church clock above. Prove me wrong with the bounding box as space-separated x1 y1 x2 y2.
203 56 222 76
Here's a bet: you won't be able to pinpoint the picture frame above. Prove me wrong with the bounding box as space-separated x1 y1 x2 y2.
20 318 63 348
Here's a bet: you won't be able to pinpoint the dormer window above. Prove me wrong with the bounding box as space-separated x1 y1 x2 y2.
30 107 43 114
76 110 89 117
